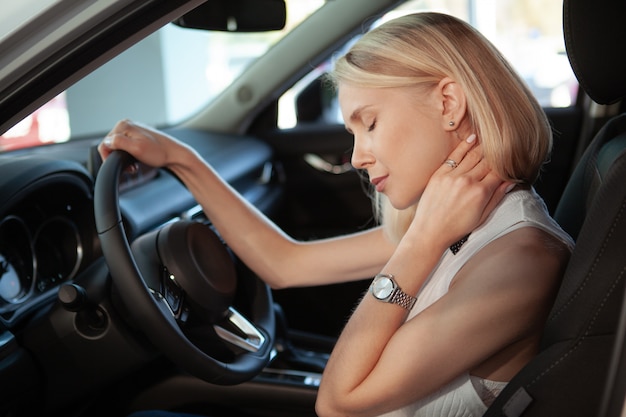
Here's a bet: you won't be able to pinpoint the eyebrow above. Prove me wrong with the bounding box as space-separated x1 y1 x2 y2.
344 105 372 133
349 105 370 122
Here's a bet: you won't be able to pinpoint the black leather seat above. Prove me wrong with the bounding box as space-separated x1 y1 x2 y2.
484 0 626 416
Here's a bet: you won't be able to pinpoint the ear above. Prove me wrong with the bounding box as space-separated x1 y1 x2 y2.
438 77 467 131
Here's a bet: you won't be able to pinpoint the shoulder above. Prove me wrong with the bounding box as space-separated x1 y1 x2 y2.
475 225 569 265
450 226 570 324
455 226 570 288
487 226 568 271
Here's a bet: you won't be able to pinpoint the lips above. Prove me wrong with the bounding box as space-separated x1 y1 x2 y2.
370 175 388 193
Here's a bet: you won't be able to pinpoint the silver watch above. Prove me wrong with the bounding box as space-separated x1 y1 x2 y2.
370 273 417 310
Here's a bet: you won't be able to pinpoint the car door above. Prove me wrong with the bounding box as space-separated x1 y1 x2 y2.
249 1 586 340
261 117 375 339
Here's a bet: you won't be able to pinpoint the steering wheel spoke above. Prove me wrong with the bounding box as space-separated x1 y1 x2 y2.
214 307 266 353
158 267 190 321
149 288 190 323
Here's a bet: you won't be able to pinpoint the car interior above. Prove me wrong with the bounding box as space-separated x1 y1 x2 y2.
1 0 626 416
484 0 626 415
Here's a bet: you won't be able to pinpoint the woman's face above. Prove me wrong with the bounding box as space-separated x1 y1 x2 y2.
339 83 457 210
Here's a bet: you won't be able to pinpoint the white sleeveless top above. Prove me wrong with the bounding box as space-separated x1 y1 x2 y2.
379 188 574 417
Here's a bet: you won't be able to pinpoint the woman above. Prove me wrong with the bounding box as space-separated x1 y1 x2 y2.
102 12 573 417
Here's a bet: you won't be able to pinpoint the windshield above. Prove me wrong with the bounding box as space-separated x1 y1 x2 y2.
0 0 325 152
0 0 575 153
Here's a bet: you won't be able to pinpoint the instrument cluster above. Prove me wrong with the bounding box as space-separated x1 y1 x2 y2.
0 215 82 303
0 174 98 324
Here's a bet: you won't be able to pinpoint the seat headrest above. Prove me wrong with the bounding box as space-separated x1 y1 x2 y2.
564 0 626 104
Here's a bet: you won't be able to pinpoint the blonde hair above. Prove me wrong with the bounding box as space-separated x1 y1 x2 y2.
329 12 552 242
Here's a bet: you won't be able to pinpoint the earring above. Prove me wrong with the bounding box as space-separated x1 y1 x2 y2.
448 121 455 127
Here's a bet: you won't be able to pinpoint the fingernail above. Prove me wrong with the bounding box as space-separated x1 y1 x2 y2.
466 134 477 144
505 183 516 193
103 136 112 147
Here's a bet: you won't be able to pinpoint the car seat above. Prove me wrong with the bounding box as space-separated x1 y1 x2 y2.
483 0 626 416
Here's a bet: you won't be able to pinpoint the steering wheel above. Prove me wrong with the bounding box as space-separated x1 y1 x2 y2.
94 150 275 385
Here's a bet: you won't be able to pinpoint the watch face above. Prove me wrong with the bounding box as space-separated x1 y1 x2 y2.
372 276 394 300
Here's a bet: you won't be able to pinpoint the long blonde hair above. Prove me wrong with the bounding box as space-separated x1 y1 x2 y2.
329 12 552 242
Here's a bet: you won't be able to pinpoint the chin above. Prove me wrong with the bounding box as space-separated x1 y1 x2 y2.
387 190 422 210
387 197 419 212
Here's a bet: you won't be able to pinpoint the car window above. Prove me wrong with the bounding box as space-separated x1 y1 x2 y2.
278 0 577 128
0 0 325 152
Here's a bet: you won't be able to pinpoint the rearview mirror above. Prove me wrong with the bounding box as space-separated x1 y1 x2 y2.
174 0 286 32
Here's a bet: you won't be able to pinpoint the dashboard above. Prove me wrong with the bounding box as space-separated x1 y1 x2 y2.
0 157 97 326
0 129 278 330
0 128 286 416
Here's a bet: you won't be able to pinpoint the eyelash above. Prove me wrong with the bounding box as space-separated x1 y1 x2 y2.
367 120 376 132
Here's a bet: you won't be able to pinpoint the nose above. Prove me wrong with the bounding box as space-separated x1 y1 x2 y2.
351 133 374 169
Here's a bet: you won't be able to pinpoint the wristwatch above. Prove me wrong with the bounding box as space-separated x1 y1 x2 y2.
370 273 417 310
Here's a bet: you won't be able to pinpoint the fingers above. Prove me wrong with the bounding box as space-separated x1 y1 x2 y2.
109 119 135 137
442 134 477 171
98 133 124 160
98 119 176 170
439 134 488 181
440 133 517 224
98 120 142 159
97 136 113 159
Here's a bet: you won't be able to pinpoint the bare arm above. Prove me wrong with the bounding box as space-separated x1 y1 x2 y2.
315 136 525 416
99 120 395 288
316 227 569 417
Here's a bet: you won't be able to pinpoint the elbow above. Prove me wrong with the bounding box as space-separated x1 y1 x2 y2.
315 397 366 417
315 394 339 417
255 241 303 290
316 385 367 417
266 276 289 290
315 381 341 417
316 398 386 417
251 260 292 290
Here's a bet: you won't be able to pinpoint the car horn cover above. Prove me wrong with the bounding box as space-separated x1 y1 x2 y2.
157 220 237 319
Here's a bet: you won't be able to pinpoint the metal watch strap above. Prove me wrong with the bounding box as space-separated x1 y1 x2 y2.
390 287 417 310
